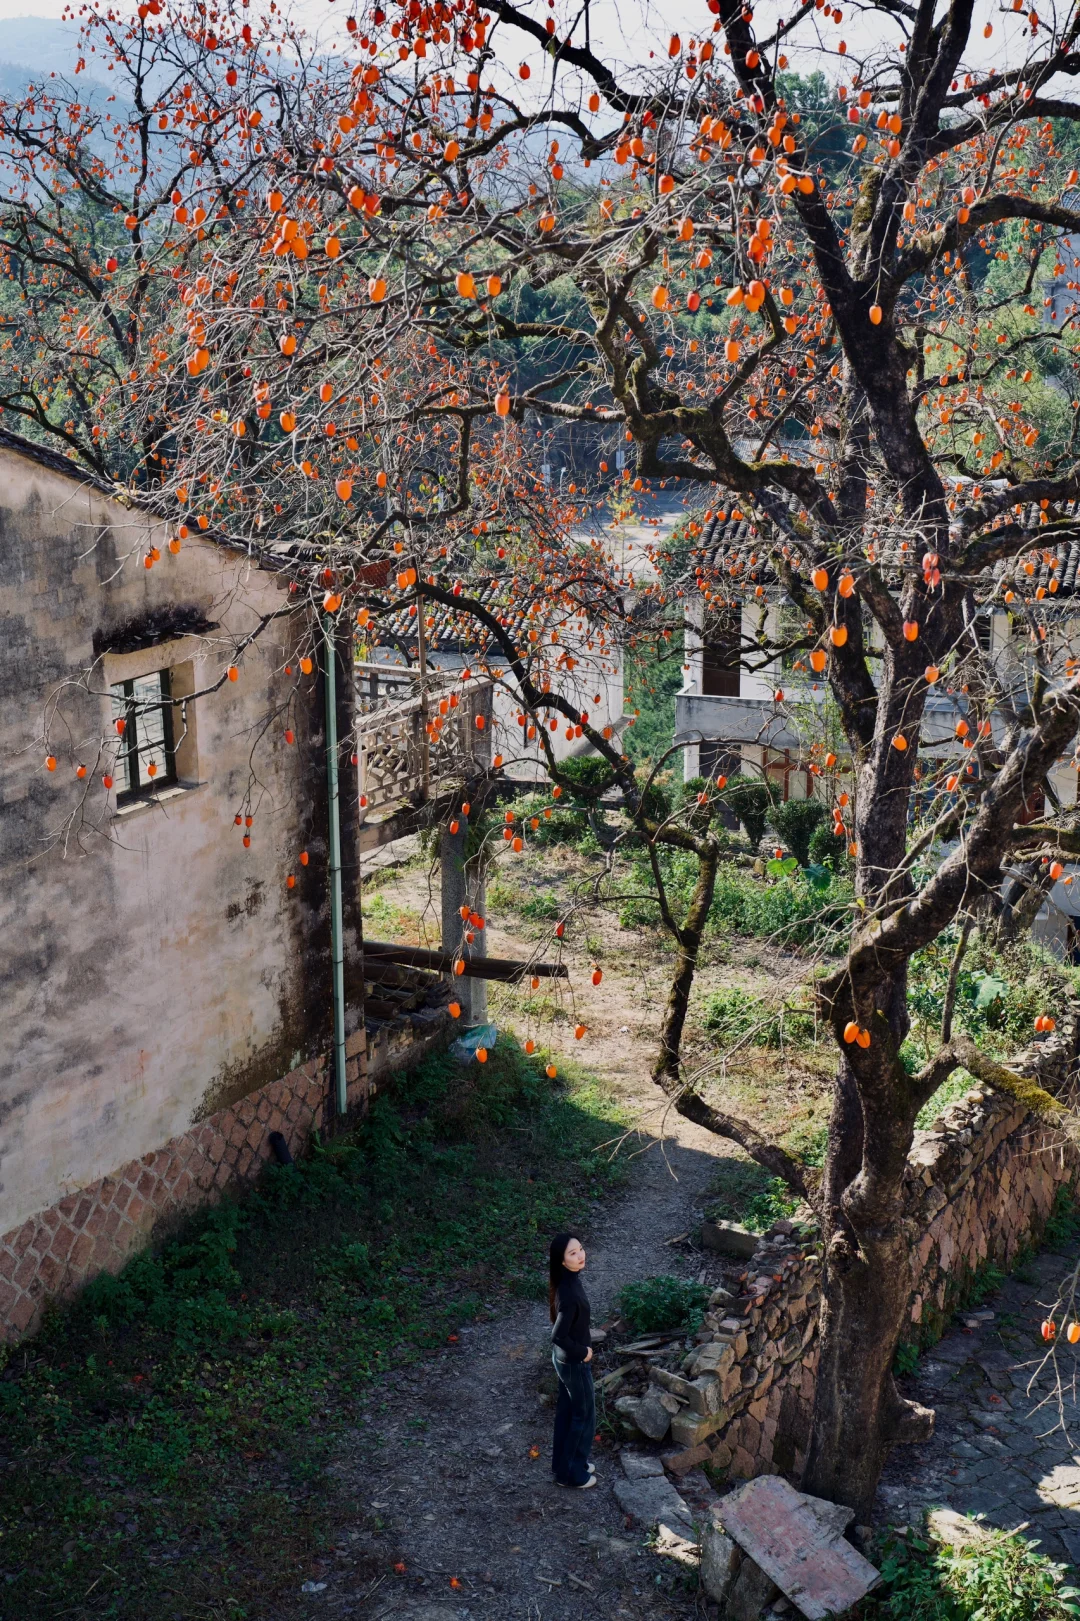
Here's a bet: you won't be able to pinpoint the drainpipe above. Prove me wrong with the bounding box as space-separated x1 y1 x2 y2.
323 612 348 1119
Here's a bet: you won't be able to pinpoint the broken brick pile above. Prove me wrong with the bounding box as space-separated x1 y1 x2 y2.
615 1085 1080 1481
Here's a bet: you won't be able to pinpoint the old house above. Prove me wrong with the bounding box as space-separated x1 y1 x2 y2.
0 430 458 1343
674 506 1080 953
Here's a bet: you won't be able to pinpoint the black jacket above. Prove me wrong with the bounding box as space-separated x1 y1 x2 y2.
551 1270 592 1364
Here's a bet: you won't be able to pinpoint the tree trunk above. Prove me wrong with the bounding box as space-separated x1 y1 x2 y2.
802 1031 935 1515
802 717 938 1510
652 841 719 1087
802 1225 932 1517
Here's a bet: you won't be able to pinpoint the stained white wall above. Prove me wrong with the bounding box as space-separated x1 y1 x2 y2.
0 445 326 1237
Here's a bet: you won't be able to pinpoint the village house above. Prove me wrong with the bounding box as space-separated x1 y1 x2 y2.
0 429 467 1343
675 507 1080 956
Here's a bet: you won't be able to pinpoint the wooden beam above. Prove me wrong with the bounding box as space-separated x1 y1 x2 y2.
362 940 568 983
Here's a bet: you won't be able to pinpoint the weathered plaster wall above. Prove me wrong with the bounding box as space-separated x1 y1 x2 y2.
0 440 365 1254
0 1042 367 1341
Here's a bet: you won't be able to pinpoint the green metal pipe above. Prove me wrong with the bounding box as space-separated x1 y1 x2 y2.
323 613 348 1118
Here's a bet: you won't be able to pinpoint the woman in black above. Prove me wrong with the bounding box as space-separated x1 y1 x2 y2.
549 1232 596 1488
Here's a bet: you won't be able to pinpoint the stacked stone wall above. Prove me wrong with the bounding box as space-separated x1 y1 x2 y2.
644 1087 1080 1482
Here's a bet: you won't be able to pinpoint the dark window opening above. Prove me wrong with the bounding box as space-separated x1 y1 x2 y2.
702 610 741 697
110 670 180 804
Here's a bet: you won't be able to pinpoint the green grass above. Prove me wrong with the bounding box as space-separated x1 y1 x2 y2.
705 1156 805 1233
860 1520 1080 1620
0 1042 627 1618
906 931 1078 1067
619 850 852 951
915 1067 978 1129
700 984 820 1051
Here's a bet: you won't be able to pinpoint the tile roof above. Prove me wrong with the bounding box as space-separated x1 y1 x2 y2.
682 496 1080 605
376 574 522 657
0 423 117 493
0 423 321 571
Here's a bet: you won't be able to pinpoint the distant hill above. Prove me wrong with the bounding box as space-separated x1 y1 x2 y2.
0 16 101 96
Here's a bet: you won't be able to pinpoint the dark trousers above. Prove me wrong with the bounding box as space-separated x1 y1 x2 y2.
551 1349 594 1486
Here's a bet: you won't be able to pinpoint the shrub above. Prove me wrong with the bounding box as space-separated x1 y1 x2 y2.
768 797 827 866
709 1167 802 1233
616 1274 708 1334
864 1521 1080 1621
557 754 616 799
619 850 852 950
504 790 589 846
700 985 818 1050
907 930 1070 1061
505 757 615 850
808 819 850 870
719 773 777 847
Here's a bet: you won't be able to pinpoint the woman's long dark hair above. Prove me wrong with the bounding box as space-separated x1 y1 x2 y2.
549 1231 579 1322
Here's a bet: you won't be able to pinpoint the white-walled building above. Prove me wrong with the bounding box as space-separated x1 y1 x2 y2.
673 508 1080 955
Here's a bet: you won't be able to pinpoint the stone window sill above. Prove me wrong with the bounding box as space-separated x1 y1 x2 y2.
112 780 206 821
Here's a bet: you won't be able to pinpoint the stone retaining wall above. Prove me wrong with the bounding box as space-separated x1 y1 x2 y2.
650 1086 1080 1483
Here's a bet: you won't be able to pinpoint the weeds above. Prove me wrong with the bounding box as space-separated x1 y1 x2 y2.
616 1275 708 1334
706 1158 805 1233
1044 1186 1080 1251
619 850 852 950
894 1342 921 1377
0 1041 626 1618
906 931 1075 1067
861 1521 1080 1620
700 985 819 1051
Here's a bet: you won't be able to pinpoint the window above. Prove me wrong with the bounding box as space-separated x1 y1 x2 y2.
110 670 181 803
702 608 741 697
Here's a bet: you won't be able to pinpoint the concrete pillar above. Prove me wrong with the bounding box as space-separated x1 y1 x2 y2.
440 820 487 1025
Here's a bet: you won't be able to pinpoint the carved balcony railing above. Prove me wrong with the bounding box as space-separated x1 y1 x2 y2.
355 662 491 834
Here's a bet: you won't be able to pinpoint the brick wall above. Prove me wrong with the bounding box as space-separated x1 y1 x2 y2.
0 1037 367 1344
0 977 456 1345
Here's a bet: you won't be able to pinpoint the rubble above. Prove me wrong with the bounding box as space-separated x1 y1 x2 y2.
609 1225 821 1478
702 1219 760 1258
613 1454 695 1541
705 1476 879 1620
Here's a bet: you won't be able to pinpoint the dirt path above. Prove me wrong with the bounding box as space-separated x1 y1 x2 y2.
330 1097 723 1621
301 849 734 1618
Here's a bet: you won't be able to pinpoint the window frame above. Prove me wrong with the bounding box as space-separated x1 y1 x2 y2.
111 668 180 805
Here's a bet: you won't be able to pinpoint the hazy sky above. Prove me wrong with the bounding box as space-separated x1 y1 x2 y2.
0 0 1045 93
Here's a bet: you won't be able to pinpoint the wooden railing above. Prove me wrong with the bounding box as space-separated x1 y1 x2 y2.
355 662 491 828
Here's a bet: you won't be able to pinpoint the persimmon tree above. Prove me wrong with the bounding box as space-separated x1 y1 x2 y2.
11 0 1080 1515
